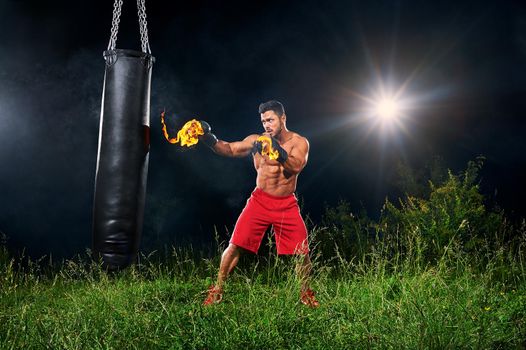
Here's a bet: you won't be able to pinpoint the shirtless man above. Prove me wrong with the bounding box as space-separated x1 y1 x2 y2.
199 100 319 307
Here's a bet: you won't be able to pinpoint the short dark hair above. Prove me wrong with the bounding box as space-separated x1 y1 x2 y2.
258 100 285 117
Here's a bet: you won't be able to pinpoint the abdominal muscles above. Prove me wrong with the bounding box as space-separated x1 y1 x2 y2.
254 155 297 196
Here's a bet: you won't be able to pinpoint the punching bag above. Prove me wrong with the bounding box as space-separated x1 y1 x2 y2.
92 0 154 270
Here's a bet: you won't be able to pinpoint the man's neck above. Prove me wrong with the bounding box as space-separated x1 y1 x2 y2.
276 129 291 143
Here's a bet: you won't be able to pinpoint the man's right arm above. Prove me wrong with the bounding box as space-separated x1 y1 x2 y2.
212 136 259 158
199 120 257 158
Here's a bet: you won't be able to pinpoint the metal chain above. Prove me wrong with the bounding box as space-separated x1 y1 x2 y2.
108 0 123 50
107 0 151 54
137 0 151 54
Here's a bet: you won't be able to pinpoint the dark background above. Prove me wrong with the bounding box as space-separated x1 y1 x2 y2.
1 0 525 258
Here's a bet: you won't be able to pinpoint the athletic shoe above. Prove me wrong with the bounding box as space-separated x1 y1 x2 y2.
300 288 320 308
203 285 223 306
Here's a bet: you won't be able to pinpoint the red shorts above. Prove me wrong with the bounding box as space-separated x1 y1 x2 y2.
230 188 309 255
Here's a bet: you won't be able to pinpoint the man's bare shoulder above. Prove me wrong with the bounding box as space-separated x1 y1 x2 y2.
288 132 309 149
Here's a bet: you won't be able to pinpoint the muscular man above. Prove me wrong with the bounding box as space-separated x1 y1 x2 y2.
200 100 319 307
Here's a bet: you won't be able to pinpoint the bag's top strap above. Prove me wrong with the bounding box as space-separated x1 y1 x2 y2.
107 0 151 54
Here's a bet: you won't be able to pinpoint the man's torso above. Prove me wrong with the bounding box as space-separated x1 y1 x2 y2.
253 132 306 196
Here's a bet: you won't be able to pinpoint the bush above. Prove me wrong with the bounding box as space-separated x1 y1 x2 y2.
316 157 520 272
379 157 507 263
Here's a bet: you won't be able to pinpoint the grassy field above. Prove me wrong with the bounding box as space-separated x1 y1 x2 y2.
2 162 525 349
1 237 525 350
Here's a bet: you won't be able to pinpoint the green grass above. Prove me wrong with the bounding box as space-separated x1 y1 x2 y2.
2 160 525 348
1 239 525 350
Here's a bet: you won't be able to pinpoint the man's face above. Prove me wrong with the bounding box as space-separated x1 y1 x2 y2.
260 110 284 137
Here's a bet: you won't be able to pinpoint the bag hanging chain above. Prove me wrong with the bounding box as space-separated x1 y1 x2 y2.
137 0 151 54
108 0 123 51
107 0 151 54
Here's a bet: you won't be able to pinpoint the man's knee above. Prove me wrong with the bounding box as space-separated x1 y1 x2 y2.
228 243 241 255
224 243 241 257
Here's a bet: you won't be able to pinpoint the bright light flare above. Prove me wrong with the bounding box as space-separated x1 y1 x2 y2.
349 81 415 138
375 98 400 122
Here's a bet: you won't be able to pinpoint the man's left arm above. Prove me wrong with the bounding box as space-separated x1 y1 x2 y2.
279 137 309 175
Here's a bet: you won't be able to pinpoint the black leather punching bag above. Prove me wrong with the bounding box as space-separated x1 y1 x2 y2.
92 0 154 270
